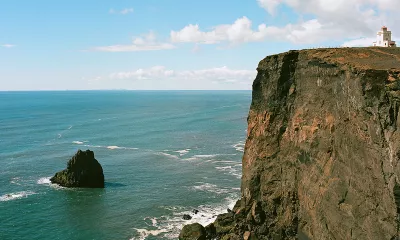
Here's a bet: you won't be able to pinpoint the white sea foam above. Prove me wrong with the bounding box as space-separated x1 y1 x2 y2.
77 143 137 150
107 146 121 150
107 146 138 150
0 191 36 202
215 166 232 170
157 152 180 160
190 154 236 159
214 160 238 164
37 177 51 185
10 177 21 185
143 217 158 227
183 154 218 161
215 166 242 179
192 182 230 194
131 228 169 240
132 196 238 239
233 141 245 152
37 177 66 189
175 149 191 156
193 154 217 158
84 144 102 148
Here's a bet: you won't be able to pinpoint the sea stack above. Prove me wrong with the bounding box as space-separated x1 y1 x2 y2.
181 47 400 239
50 149 104 188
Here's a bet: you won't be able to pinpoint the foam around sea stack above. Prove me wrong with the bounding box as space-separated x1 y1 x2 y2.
50 149 104 188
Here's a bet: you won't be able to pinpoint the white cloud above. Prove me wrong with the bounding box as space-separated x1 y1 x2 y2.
192 44 201 53
93 31 175 52
109 66 174 80
341 37 376 47
171 17 274 44
171 0 400 46
1 44 16 48
108 66 256 83
257 0 281 15
120 8 134 15
109 8 134 15
257 0 400 44
170 16 361 45
85 66 256 90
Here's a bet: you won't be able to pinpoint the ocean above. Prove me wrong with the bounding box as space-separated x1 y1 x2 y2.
0 91 251 240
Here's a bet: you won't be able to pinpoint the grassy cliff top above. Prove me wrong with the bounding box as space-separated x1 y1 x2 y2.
262 47 400 71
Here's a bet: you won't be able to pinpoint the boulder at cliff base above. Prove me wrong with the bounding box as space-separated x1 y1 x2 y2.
179 223 206 240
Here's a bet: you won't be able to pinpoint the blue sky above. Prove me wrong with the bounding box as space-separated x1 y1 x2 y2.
1 0 398 90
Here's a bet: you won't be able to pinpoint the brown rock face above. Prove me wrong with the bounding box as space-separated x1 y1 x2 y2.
208 48 400 239
179 223 207 240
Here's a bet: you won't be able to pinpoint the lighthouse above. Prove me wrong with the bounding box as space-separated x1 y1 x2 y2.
373 26 396 47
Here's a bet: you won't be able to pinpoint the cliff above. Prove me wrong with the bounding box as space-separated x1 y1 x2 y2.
181 47 400 240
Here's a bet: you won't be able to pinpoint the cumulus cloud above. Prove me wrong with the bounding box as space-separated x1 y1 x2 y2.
258 0 400 44
109 8 134 15
108 66 256 82
171 0 400 46
1 44 16 48
170 16 359 45
257 0 281 15
93 31 175 52
341 37 376 47
171 17 279 44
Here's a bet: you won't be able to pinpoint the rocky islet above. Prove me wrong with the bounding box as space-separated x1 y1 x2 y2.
50 149 104 188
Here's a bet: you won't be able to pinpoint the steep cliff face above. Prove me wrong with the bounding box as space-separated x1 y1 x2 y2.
203 48 400 240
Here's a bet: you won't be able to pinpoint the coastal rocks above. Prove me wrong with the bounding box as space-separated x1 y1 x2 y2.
182 209 199 220
50 149 104 188
179 223 206 240
213 213 235 234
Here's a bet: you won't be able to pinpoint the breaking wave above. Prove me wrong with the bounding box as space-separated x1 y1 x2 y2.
192 182 230 194
233 141 245 152
131 197 238 239
72 141 138 151
0 191 36 202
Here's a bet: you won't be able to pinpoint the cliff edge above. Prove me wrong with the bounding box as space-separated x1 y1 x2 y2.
183 47 400 240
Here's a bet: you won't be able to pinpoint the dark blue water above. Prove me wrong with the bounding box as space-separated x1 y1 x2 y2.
0 91 250 240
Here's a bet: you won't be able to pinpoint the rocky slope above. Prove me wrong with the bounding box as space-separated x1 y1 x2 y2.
51 149 104 188
181 47 400 240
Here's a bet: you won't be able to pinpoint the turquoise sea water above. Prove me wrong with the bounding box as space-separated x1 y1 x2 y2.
0 91 251 240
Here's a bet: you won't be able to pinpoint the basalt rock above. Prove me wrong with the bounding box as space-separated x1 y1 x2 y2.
50 149 104 188
179 223 206 240
181 47 400 239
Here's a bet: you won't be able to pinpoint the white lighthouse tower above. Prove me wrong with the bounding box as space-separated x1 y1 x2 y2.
373 26 396 47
